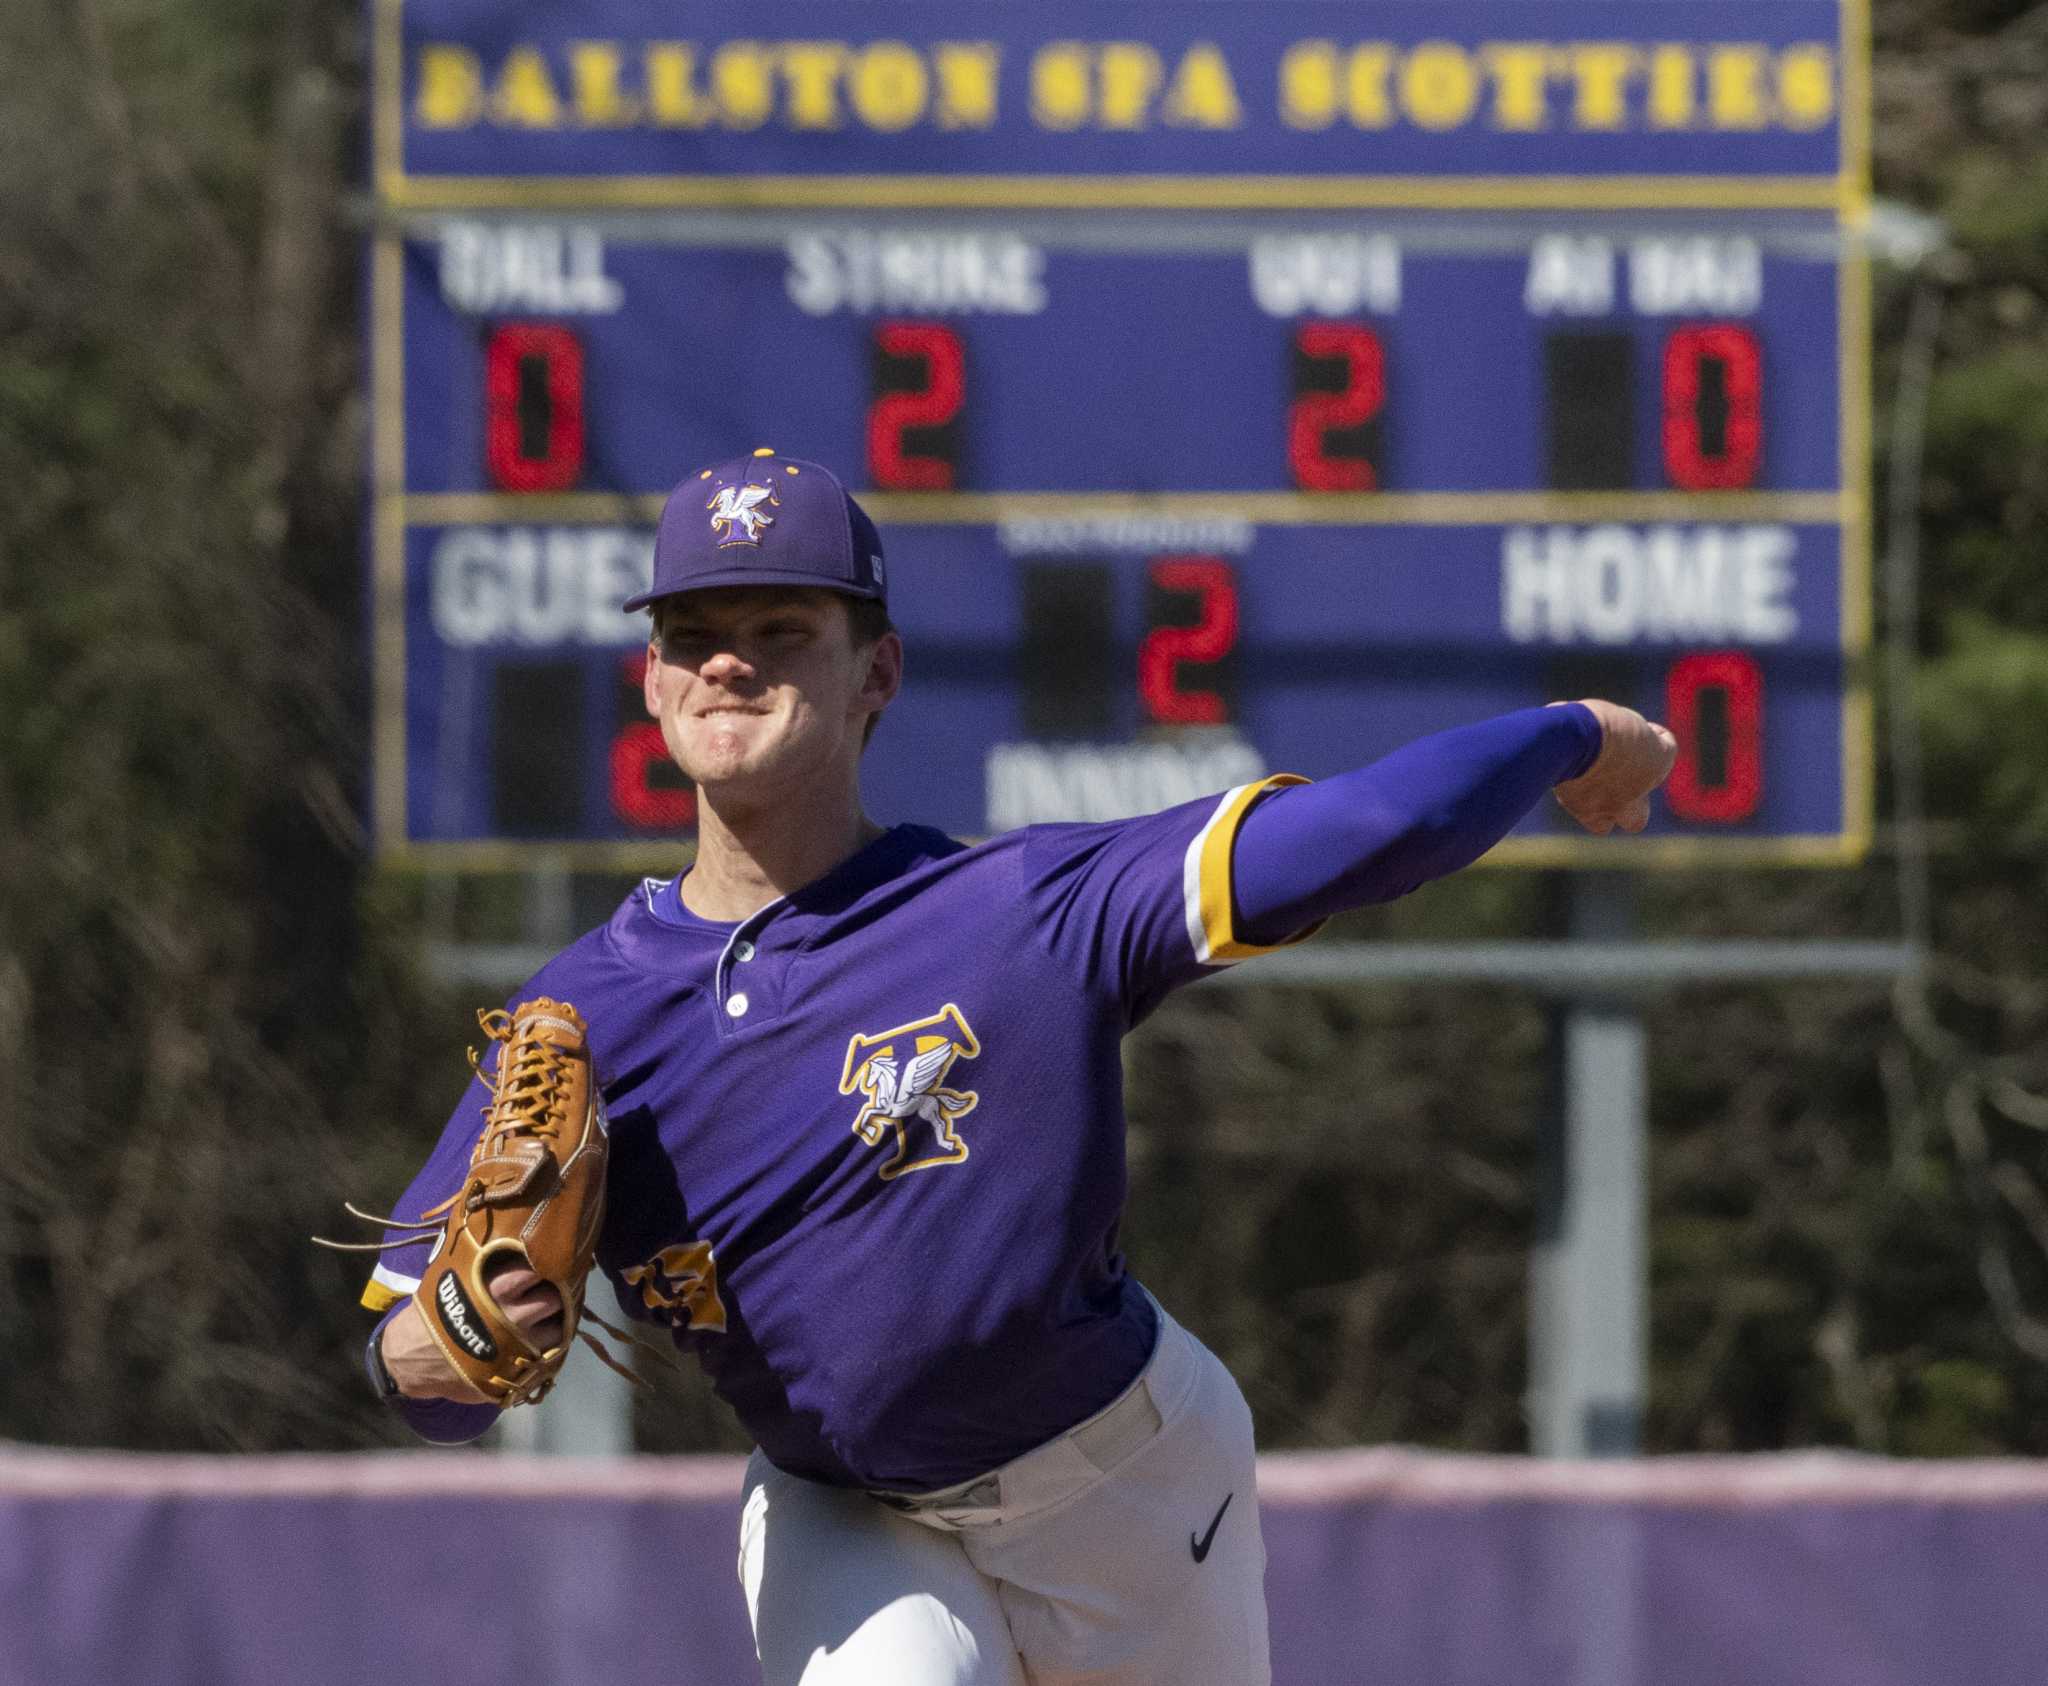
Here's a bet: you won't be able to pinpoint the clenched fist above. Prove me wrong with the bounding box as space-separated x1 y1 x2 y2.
1550 699 1678 835
380 1263 567 1403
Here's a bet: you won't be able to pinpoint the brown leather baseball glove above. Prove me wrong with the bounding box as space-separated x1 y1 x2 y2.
319 996 639 1406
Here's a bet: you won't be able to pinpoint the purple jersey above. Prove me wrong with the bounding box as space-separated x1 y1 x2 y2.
364 776 1312 1489
364 704 1604 1478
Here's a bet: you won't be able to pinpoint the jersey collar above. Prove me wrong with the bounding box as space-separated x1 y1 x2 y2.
644 824 942 932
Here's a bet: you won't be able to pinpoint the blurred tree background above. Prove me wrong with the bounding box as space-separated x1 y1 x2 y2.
0 0 2044 1456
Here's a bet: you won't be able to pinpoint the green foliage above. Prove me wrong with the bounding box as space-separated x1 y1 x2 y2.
0 0 459 1451
1894 1360 2014 1456
1921 353 2048 630
1 0 2046 1461
1920 614 2048 841
1119 972 1550 1450
1941 155 2048 269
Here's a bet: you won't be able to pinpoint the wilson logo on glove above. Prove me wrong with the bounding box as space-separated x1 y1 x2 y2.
316 997 673 1407
434 1275 497 1361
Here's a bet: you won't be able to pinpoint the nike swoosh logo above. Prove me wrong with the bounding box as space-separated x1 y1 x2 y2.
1190 1492 1234 1563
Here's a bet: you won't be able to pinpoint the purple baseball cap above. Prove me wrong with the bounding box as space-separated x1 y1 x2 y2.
623 448 887 613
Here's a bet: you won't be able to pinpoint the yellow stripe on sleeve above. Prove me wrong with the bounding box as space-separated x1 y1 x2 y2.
1182 774 1325 965
360 1280 402 1313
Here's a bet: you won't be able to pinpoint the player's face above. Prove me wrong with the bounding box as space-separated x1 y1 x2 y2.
643 587 900 796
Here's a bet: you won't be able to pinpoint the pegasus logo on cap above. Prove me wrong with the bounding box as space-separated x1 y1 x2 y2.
707 482 778 547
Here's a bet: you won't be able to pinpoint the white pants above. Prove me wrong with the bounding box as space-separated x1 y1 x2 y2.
737 1303 1269 1685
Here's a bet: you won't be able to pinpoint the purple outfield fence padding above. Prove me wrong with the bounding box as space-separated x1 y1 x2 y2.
5 1446 2048 1686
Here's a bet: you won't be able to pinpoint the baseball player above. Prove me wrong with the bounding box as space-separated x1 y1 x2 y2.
362 449 1676 1685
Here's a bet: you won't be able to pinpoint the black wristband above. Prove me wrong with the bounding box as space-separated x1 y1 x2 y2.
366 1327 404 1404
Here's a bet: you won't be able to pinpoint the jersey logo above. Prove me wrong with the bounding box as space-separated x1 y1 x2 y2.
839 1003 981 1181
706 482 777 547
622 1241 728 1333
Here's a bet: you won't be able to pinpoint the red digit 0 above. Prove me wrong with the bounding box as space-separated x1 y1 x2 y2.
868 321 965 491
1288 322 1384 492
1662 323 1762 491
1138 558 1239 726
1665 649 1763 823
485 323 584 493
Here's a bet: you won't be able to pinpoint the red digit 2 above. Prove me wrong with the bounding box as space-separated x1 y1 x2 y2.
1139 558 1239 726
868 321 964 491
1288 322 1385 492
610 650 695 830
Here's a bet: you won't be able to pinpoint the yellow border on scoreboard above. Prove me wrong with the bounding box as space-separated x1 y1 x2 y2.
372 233 408 861
369 0 1877 873
400 490 1857 528
375 0 1871 217
1832 0 1875 867
384 173 1852 214
1843 0 1874 214
373 0 404 203
1838 245 1875 866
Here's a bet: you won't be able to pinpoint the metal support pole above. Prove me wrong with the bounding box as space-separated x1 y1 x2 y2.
1527 876 1649 1686
1529 873 1647 1459
496 862 634 1458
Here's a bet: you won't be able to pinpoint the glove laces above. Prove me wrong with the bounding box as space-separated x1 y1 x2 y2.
468 1006 576 1148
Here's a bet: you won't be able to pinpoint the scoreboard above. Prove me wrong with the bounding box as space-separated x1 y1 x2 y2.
369 0 1871 867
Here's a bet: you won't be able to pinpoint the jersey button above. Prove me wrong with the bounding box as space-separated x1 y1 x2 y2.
725 992 750 1018
734 940 756 962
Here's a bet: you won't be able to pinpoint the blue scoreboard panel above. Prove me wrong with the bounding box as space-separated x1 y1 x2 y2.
370 0 1871 867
